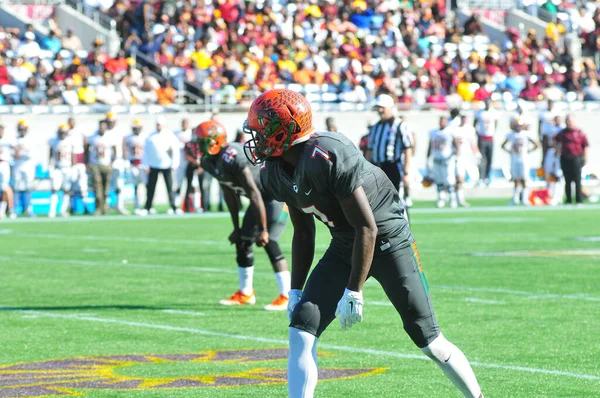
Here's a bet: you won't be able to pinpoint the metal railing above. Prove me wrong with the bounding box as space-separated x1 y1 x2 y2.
64 0 116 31
2 101 600 115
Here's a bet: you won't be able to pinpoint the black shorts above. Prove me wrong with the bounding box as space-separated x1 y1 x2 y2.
240 199 287 242
291 235 440 348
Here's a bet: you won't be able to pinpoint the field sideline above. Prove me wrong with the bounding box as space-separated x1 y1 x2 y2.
1 201 599 397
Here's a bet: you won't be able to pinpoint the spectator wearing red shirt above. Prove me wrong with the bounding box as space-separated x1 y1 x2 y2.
555 115 589 204
104 50 129 76
425 85 447 109
519 80 544 101
473 84 492 101
424 52 444 74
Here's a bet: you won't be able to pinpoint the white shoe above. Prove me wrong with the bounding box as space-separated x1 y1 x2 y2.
9 212 17 219
450 200 458 209
459 201 470 208
48 213 56 219
137 209 148 217
59 212 70 218
405 197 413 208
0 213 5 220
509 200 519 206
175 209 184 215
436 199 445 208
118 208 131 215
149 208 157 215
167 208 175 215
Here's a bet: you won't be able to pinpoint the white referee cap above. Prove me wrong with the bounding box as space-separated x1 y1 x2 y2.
375 94 395 109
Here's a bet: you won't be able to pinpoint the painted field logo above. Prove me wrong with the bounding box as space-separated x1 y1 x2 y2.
0 348 384 397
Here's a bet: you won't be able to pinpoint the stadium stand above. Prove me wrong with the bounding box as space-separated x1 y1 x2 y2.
0 0 598 109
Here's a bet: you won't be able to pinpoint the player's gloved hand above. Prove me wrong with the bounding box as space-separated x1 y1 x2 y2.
335 288 364 330
228 229 240 245
255 229 269 247
287 289 303 321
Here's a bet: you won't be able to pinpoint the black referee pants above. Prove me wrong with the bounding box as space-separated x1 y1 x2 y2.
477 138 494 181
145 168 177 211
560 156 584 204
377 161 402 192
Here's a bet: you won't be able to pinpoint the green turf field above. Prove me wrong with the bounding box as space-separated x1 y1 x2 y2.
1 203 599 397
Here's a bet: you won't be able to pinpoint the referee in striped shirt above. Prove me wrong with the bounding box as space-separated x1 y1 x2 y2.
366 94 414 206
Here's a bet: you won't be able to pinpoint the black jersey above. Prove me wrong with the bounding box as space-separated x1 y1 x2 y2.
260 132 410 244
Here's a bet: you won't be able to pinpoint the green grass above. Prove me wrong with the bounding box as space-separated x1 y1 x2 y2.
1 202 600 397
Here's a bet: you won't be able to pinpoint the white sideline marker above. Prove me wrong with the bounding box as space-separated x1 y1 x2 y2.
1 204 599 224
15 311 600 382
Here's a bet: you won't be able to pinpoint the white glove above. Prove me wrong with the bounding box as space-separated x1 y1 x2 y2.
287 289 303 321
335 288 364 330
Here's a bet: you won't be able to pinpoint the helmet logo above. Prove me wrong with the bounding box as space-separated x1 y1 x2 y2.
293 184 298 193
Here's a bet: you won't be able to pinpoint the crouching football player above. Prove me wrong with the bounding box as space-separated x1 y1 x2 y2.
194 120 291 310
244 89 483 398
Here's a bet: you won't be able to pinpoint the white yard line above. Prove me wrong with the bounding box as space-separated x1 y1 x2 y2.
370 301 393 307
1 204 599 224
435 285 600 302
413 217 543 224
8 232 226 246
462 298 505 305
82 248 109 254
162 309 206 316
15 311 600 381
0 255 270 276
3 255 599 302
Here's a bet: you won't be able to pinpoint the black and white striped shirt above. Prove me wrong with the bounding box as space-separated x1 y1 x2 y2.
367 118 412 164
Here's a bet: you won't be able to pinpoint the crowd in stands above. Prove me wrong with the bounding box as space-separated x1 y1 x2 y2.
1 0 600 106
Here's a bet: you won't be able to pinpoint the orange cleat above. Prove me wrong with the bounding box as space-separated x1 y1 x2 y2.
264 294 289 311
218 290 256 306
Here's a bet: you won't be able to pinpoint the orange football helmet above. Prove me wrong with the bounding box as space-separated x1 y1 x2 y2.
243 89 315 164
422 176 434 188
194 120 227 156
536 167 545 178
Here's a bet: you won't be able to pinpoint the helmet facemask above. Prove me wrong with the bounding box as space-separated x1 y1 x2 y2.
243 115 295 165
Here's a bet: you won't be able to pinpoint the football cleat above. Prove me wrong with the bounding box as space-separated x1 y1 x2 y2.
436 199 445 208
219 290 256 306
264 294 289 311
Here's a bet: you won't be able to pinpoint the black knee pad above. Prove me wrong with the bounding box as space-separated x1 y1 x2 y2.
403 318 440 348
264 240 284 264
236 239 254 267
290 300 321 337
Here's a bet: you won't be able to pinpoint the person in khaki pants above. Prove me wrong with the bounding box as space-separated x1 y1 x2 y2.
85 120 116 215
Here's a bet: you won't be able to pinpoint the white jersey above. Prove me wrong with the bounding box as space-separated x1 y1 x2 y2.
176 128 192 164
429 128 455 160
49 136 75 169
506 131 530 164
88 132 115 166
124 133 146 164
454 125 476 158
14 135 35 165
0 136 16 163
69 128 86 155
474 110 498 137
538 110 557 138
107 127 127 160
543 124 562 143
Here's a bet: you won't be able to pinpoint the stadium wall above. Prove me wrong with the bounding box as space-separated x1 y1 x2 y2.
4 111 599 206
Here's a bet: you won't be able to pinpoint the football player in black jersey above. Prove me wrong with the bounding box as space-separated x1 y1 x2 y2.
194 121 290 311
243 89 483 398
